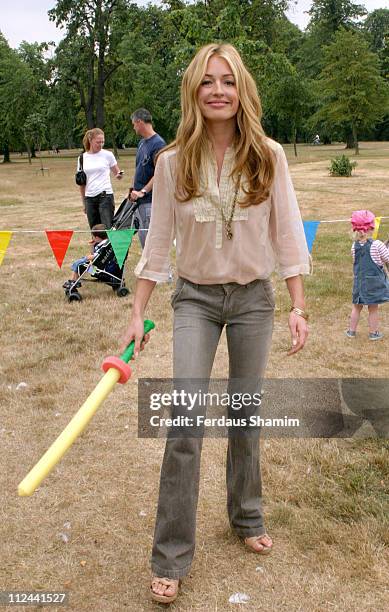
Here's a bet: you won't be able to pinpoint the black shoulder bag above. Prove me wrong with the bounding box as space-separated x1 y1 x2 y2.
75 152 87 186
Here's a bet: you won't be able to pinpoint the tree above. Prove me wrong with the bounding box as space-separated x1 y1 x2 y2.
24 113 47 169
363 8 389 54
49 0 128 129
0 33 34 162
298 0 366 80
272 15 304 61
270 68 313 156
223 0 289 48
363 10 389 142
314 28 389 154
307 0 366 36
382 32 389 82
18 41 52 97
47 79 81 149
18 41 53 156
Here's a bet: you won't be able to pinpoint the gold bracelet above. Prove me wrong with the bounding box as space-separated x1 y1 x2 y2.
290 306 309 321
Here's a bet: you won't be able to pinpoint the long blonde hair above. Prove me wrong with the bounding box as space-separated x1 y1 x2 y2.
165 43 275 207
83 128 104 151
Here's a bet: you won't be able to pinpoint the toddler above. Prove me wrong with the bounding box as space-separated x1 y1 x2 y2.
346 210 389 340
63 224 108 288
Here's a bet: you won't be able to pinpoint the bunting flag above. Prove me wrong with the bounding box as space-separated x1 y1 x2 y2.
107 229 136 268
0 231 12 267
45 230 74 268
373 216 382 240
0 214 388 271
303 221 320 253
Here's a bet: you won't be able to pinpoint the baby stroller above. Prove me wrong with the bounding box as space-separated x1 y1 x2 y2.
64 198 140 302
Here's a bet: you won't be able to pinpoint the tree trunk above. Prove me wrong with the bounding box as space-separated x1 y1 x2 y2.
345 129 355 149
26 142 32 164
352 124 359 156
84 83 95 128
86 70 95 127
113 137 118 159
31 145 36 158
86 100 95 128
38 145 44 171
2 142 11 163
96 75 105 128
293 126 297 157
79 82 95 128
96 44 105 128
96 3 106 129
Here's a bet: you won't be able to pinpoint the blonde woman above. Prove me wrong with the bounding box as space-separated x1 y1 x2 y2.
120 43 310 603
79 128 123 228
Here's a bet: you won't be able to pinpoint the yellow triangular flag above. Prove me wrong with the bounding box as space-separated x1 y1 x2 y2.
0 231 12 266
373 217 381 240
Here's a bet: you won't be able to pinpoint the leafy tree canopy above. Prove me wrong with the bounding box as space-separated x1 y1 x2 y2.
314 28 389 153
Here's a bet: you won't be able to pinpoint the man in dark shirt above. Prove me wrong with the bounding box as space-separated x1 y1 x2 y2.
129 108 166 248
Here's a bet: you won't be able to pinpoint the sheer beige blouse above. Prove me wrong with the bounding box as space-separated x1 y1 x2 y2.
134 139 310 284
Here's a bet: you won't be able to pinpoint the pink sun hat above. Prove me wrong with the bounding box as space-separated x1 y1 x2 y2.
350 210 375 232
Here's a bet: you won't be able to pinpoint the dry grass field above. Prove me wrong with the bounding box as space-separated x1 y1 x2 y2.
0 143 388 612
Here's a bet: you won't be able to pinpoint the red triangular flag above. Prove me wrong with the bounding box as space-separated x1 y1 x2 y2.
45 230 74 268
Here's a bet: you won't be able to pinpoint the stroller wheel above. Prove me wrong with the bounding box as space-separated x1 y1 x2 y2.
116 287 130 297
68 291 82 302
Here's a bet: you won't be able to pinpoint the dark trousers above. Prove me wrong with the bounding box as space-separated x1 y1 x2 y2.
151 278 275 579
85 192 115 229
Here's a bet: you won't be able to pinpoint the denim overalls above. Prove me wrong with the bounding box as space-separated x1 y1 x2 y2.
352 239 389 304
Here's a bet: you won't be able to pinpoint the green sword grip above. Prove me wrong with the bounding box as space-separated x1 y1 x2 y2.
119 319 155 363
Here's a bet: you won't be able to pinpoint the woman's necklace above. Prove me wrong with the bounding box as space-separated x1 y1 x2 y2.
219 174 241 240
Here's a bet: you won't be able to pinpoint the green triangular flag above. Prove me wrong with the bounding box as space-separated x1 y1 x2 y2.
107 229 136 268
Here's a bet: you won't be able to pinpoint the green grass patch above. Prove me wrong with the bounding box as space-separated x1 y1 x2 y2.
0 197 23 206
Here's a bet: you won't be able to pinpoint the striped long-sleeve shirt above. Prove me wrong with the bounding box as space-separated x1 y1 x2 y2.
351 240 389 267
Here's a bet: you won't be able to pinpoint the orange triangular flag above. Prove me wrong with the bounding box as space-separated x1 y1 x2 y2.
0 231 12 267
45 230 74 268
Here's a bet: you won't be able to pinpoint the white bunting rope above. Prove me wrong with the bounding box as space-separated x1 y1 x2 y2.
1 216 389 233
0 229 148 233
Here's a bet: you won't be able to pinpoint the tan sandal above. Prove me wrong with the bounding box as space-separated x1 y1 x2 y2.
244 533 273 555
150 576 180 604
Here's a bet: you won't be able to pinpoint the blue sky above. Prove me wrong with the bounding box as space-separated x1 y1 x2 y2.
0 0 387 48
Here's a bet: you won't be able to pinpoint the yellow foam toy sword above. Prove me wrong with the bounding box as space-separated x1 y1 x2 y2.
18 319 155 497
